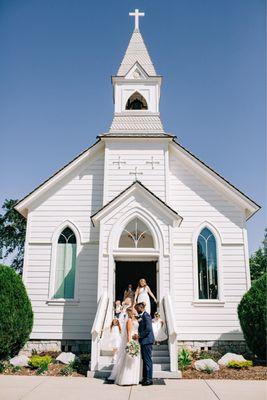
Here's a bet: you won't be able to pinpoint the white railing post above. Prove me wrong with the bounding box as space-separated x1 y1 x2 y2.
90 292 109 371
163 294 178 372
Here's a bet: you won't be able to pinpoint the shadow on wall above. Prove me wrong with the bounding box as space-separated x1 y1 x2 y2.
214 330 250 355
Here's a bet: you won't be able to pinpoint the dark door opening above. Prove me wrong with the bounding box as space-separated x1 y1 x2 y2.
115 261 157 316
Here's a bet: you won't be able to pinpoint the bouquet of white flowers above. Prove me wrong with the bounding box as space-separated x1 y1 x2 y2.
125 340 140 358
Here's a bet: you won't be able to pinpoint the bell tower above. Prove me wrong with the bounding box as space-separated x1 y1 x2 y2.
104 9 167 137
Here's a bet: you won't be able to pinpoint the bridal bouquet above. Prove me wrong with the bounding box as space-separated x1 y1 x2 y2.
125 340 140 358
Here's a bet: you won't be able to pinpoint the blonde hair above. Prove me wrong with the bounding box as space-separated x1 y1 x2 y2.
110 318 122 333
126 308 135 319
138 278 147 287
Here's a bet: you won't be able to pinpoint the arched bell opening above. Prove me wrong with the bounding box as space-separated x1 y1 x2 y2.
125 91 148 110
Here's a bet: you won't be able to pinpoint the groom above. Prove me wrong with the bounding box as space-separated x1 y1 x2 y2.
134 302 154 386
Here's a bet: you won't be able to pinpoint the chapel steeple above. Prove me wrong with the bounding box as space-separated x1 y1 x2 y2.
102 10 172 138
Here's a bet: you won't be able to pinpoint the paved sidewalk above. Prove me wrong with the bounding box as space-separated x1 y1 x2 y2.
0 376 266 400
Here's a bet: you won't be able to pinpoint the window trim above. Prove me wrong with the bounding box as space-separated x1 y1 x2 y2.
48 221 81 304
192 222 224 305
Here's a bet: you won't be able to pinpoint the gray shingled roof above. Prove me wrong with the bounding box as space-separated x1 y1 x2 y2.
117 29 156 76
107 114 169 136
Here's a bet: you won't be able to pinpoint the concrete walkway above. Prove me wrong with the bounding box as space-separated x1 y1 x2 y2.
0 376 266 400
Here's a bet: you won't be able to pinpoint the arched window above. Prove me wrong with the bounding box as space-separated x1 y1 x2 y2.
126 92 148 110
119 218 154 248
197 228 218 299
54 227 77 299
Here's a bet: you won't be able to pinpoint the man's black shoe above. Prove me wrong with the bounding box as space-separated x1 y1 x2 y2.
142 380 153 386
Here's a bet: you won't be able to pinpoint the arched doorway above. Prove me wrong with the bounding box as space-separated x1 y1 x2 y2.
114 217 158 316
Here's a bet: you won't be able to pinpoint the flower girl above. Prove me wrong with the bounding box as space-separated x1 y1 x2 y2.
152 312 168 345
110 318 122 362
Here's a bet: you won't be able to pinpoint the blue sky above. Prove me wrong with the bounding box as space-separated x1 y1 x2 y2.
0 0 266 253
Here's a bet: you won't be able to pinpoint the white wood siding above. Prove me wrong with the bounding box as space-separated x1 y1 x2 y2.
104 140 168 204
169 148 247 340
24 152 104 340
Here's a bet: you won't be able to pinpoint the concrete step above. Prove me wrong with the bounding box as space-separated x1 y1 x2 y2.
152 344 168 350
152 350 169 357
152 356 170 364
100 346 169 357
153 363 170 371
87 369 182 379
153 370 182 379
97 363 170 372
99 356 113 364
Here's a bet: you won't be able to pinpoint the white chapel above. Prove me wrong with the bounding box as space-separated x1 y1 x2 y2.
15 10 260 377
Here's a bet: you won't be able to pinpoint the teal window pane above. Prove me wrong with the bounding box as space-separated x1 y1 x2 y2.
54 228 77 299
197 228 218 299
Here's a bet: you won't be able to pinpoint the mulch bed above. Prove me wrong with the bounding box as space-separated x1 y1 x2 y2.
2 364 266 380
182 365 267 380
1 363 87 377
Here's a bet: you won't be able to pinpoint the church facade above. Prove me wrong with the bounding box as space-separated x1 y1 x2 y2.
16 10 259 373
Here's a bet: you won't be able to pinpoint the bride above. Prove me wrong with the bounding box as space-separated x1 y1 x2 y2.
108 308 141 385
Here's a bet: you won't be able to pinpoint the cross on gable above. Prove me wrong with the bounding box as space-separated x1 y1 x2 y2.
113 156 126 169
129 166 143 181
129 9 145 30
146 156 160 169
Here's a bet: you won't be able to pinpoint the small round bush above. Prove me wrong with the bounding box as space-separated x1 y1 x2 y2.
238 273 267 360
0 264 33 359
28 355 52 369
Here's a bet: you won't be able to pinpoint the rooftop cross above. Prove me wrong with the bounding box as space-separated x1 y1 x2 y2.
129 9 145 30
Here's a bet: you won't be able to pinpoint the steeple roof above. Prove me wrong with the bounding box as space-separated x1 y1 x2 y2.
117 29 157 77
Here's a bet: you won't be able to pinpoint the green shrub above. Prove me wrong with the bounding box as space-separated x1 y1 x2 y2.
0 361 6 373
238 273 267 360
60 363 74 376
28 355 52 372
198 350 222 362
178 348 192 370
227 360 253 369
203 366 214 374
10 365 22 373
0 265 33 359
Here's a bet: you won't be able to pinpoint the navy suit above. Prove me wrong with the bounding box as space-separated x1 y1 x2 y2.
138 311 154 381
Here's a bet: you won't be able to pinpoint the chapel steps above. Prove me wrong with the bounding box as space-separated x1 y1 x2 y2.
87 343 181 379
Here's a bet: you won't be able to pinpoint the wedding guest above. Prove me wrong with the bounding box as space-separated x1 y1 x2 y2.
134 278 157 315
110 318 122 362
152 312 167 345
123 284 135 305
114 300 122 318
119 297 132 328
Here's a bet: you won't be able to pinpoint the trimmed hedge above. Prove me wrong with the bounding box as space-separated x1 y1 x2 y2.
0 265 33 359
238 273 267 360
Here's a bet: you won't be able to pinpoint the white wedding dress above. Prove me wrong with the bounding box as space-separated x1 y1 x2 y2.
136 287 151 315
108 317 141 385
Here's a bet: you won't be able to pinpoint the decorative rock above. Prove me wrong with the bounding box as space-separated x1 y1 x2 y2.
218 353 246 366
9 355 29 367
56 352 76 364
194 359 219 372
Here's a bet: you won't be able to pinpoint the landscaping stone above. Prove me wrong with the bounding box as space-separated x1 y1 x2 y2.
194 359 220 372
56 352 76 364
218 353 246 366
9 355 29 367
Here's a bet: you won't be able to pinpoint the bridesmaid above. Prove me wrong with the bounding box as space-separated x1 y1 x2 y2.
134 278 157 315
